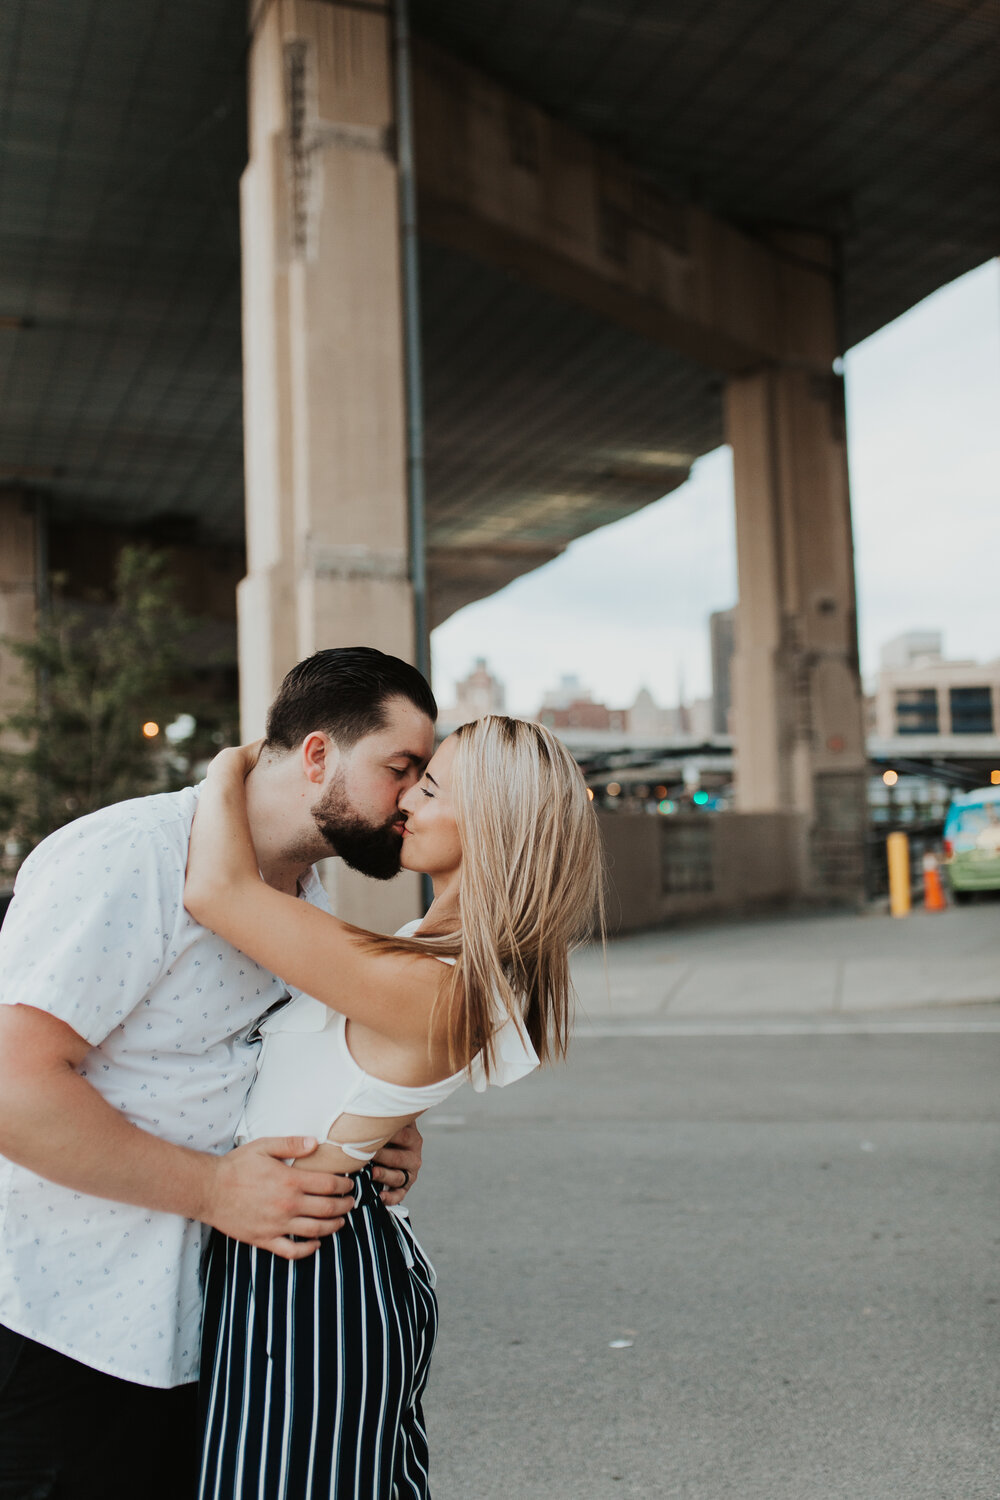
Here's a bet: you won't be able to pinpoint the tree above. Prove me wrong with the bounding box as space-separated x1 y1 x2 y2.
0 546 221 855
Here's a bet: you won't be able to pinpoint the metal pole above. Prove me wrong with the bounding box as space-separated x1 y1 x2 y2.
393 0 429 684
887 831 911 918
394 2 433 912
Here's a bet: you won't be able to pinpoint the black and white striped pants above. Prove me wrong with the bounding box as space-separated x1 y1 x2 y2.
198 1168 438 1500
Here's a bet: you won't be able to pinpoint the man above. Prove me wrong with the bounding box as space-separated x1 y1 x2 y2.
0 646 437 1498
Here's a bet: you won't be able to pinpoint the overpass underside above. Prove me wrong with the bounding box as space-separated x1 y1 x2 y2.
232 5 867 917
2 0 997 921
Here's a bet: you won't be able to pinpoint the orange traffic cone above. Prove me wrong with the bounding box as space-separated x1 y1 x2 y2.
922 852 947 912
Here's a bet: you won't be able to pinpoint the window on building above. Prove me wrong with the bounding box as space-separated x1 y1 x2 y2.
895 688 938 735
949 686 994 735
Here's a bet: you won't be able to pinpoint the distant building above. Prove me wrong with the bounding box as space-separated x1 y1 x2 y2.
440 658 506 729
535 678 714 741
873 636 1000 739
539 674 589 712
627 687 673 738
455 657 505 718
879 630 943 672
709 608 735 735
537 697 626 732
688 696 714 739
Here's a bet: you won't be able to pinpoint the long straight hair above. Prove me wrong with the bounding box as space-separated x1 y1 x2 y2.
363 717 605 1080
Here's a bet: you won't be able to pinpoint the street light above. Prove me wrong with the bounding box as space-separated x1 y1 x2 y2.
142 721 160 739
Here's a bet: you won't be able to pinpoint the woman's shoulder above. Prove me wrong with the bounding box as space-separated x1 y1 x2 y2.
393 918 457 966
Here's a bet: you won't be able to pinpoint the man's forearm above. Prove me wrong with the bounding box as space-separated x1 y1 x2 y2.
0 1059 217 1221
0 1052 360 1258
0 1004 388 1256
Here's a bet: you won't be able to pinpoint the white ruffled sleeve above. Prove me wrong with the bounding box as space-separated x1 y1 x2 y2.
467 1016 540 1092
392 921 539 1092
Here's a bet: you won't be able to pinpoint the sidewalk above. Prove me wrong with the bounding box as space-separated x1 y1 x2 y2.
570 902 1000 1026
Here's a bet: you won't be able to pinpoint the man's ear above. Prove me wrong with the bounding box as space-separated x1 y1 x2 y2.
300 732 335 787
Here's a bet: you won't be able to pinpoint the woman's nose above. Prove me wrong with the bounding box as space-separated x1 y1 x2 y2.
397 787 416 815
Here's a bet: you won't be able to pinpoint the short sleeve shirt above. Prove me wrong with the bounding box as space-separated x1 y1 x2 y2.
0 787 328 1388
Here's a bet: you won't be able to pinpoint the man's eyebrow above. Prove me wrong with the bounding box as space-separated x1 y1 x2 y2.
389 751 426 766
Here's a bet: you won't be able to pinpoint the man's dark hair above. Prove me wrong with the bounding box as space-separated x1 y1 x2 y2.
265 647 437 751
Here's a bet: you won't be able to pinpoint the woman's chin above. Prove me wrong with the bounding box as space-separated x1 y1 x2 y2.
399 842 426 875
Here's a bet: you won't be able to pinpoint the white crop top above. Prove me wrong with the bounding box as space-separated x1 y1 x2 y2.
234 919 539 1159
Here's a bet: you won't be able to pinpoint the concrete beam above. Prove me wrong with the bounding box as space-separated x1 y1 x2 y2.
413 42 837 377
427 540 562 629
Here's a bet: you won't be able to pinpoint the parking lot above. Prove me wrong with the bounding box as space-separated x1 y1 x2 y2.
416 906 1000 1499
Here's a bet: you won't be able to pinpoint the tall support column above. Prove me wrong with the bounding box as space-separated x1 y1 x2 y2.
725 235 867 900
240 0 421 929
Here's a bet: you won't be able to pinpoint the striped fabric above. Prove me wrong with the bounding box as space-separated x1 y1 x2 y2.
198 1169 438 1499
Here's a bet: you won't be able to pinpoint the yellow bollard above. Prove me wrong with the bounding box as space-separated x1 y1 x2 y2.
887 831 911 917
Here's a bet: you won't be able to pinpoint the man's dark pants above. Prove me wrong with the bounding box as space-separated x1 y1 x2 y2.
0 1326 198 1499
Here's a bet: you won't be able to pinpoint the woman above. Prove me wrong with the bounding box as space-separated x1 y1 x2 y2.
184 715 603 1500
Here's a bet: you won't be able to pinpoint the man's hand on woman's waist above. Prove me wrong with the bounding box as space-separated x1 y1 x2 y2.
371 1122 423 1206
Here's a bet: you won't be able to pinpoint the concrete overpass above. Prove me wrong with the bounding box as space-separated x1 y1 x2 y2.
1 0 997 918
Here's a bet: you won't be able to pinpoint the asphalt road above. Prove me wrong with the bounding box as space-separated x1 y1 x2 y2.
412 1026 1000 1500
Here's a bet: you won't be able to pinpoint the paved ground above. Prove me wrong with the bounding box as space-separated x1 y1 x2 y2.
413 904 1000 1499
570 901 1000 1027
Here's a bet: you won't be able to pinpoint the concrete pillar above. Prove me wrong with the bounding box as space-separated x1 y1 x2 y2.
725 234 867 900
240 0 421 930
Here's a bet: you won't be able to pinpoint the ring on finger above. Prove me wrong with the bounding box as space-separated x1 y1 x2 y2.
397 1167 410 1189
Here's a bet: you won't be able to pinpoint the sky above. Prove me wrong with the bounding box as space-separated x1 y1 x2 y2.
431 259 1000 715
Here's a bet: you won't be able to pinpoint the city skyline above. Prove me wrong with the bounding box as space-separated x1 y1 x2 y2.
440 624 1000 733
431 259 1000 717
439 660 714 726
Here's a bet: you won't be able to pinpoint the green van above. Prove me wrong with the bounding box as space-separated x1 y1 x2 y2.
943 786 1000 902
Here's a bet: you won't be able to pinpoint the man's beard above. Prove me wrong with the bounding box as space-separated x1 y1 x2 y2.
311 774 404 881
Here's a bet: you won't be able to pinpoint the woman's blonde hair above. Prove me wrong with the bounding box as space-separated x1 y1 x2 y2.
367 716 604 1079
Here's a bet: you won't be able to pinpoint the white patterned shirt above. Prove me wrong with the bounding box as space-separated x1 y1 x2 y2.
0 786 328 1388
